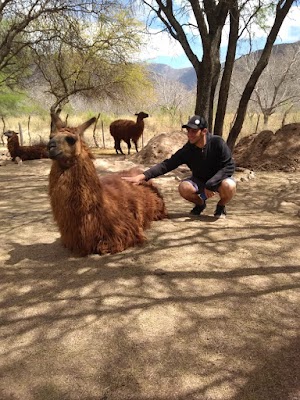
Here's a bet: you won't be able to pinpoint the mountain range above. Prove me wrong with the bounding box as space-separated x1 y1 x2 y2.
147 40 300 91
147 63 196 90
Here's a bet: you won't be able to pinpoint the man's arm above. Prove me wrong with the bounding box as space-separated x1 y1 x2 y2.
123 146 187 184
143 147 186 180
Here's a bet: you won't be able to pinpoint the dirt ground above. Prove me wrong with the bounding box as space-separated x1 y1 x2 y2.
0 126 300 400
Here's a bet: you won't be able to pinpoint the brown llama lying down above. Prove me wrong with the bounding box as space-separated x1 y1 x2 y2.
48 113 167 256
4 130 49 161
109 111 149 155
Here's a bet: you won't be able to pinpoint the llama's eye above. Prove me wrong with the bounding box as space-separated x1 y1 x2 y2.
66 136 77 145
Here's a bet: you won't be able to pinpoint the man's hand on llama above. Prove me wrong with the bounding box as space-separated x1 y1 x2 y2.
122 173 146 185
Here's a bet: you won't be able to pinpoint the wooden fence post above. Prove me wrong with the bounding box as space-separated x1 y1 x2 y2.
101 120 105 149
18 123 23 145
1 116 6 146
28 115 32 145
93 113 100 148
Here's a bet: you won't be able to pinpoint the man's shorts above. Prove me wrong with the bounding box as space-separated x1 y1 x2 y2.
182 176 236 194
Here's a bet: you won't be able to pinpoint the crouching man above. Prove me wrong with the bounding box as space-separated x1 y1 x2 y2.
123 115 236 219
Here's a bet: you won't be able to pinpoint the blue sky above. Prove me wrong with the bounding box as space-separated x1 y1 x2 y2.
139 4 300 69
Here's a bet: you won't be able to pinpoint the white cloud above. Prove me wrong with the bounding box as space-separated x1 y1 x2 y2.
249 4 300 42
276 5 300 42
139 28 185 62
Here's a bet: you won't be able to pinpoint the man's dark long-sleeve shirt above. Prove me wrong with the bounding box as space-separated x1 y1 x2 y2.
143 133 235 192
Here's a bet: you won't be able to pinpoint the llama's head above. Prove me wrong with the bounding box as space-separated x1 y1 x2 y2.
135 112 149 120
48 113 96 167
4 130 18 139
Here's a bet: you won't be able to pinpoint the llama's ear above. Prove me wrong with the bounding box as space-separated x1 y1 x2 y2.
50 112 66 134
77 117 96 136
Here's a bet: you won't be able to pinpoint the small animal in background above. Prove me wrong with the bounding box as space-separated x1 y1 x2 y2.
109 111 149 155
48 112 167 256
4 130 49 161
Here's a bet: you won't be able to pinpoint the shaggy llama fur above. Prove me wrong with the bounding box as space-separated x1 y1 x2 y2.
48 113 167 256
109 111 149 155
4 130 49 161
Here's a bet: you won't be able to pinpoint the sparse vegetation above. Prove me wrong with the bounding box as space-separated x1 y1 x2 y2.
1 110 299 152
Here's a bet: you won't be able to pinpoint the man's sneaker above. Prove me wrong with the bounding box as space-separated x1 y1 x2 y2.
190 202 206 215
214 204 227 219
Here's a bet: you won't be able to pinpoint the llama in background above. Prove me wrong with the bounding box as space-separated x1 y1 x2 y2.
109 112 149 155
48 113 166 256
4 130 49 161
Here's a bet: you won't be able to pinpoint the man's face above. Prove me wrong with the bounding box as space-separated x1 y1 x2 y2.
186 127 205 145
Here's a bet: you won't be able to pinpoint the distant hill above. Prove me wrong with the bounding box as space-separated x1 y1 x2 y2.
147 40 300 91
147 63 196 90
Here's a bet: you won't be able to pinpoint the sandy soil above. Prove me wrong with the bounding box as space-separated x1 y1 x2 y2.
0 152 300 400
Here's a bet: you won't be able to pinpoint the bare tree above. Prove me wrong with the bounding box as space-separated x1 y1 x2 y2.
142 0 234 129
227 0 296 149
151 73 193 118
229 43 300 128
141 0 295 149
250 45 300 127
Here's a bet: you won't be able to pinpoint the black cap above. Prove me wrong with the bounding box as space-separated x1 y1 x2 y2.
182 115 207 130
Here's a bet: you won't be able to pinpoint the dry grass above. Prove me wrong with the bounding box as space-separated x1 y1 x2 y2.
1 111 299 150
223 111 300 143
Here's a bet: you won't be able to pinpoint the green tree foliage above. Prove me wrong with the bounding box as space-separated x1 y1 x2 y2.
0 0 151 113
0 88 45 116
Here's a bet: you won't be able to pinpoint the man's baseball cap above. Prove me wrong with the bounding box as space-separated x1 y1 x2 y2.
182 115 207 130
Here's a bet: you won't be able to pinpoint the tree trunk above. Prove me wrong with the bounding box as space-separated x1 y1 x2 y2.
263 113 269 128
209 59 220 130
195 62 210 121
195 34 223 129
214 2 239 136
281 104 293 127
148 0 229 128
195 54 214 125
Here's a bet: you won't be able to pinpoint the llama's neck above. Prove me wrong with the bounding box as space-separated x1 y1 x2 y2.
49 154 104 205
8 136 20 157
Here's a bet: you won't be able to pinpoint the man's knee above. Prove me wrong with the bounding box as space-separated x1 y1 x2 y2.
178 180 196 198
219 178 236 198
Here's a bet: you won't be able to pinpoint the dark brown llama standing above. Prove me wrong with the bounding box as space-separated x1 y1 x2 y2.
109 111 149 155
4 130 49 161
48 113 167 256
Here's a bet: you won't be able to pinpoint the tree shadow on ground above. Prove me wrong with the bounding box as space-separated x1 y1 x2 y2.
231 336 300 400
1 160 300 400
